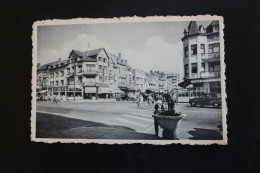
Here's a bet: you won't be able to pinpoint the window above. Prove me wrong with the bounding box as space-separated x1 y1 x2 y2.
191 63 198 73
99 65 102 70
61 80 64 85
184 64 189 76
209 62 214 72
201 63 205 72
214 25 219 32
191 44 197 55
99 57 102 61
184 46 189 57
200 44 205 54
209 43 220 53
213 43 220 52
99 76 103 82
103 58 106 63
67 68 70 74
209 62 220 71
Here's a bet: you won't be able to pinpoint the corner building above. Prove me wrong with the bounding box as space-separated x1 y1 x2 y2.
182 21 221 94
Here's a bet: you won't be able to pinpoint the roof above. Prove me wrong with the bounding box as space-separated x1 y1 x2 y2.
37 59 69 71
188 21 199 35
70 48 106 62
107 53 118 64
206 20 219 32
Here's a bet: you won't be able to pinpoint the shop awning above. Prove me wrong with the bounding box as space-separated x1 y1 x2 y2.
39 90 48 93
85 87 96 93
99 87 114 94
178 79 191 88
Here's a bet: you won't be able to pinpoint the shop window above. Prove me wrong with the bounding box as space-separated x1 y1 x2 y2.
191 63 198 73
201 44 205 54
191 44 197 55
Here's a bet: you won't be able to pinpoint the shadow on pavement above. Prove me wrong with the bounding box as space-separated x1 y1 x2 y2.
36 112 160 140
188 128 223 140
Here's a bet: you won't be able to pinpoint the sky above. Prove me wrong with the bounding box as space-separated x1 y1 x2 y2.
37 20 211 80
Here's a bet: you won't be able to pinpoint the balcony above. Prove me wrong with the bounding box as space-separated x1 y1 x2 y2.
201 52 220 62
200 71 221 78
81 69 99 76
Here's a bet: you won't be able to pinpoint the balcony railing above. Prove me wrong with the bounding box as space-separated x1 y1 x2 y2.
82 69 99 75
201 52 220 61
200 71 221 78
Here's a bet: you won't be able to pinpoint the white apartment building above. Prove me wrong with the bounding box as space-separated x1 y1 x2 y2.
166 73 180 89
182 20 221 94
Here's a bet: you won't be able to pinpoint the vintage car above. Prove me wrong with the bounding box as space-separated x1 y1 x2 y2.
189 93 221 108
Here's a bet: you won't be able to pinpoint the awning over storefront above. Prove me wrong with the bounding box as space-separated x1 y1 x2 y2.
178 79 191 88
39 90 48 93
99 87 113 94
85 87 96 93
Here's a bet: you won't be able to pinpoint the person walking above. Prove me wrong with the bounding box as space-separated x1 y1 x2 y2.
137 94 143 109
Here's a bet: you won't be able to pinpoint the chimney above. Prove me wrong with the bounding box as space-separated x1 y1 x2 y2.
58 58 61 62
118 53 121 60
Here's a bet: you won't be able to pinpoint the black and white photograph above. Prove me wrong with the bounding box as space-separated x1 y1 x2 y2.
31 16 227 144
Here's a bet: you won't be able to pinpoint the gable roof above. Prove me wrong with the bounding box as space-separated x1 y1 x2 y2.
70 48 106 62
206 20 219 32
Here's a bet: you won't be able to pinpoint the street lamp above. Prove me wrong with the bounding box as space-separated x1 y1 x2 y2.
186 84 193 100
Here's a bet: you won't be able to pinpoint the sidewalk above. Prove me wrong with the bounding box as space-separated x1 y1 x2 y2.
36 112 160 140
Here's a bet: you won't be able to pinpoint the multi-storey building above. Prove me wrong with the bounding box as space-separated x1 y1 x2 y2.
146 71 160 92
133 69 146 92
182 20 221 93
166 73 180 89
37 48 120 99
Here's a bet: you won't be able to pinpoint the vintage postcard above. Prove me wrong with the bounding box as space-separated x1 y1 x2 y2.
31 16 227 145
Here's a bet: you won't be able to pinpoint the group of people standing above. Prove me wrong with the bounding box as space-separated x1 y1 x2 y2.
136 91 177 111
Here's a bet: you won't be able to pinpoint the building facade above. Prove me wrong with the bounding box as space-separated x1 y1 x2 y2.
182 20 221 94
37 48 181 99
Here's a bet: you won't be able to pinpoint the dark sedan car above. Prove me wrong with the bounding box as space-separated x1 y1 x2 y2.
189 93 221 108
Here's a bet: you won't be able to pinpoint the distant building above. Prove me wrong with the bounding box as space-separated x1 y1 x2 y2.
182 20 221 93
133 69 146 92
166 73 180 89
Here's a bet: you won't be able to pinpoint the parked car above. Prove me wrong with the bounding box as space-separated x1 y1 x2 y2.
189 93 221 108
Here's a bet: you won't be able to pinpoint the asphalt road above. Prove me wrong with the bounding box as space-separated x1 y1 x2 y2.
36 101 223 140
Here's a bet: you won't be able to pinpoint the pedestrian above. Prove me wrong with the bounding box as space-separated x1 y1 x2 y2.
153 104 160 136
137 94 144 109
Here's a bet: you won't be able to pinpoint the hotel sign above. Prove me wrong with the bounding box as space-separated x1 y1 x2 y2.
191 78 221 83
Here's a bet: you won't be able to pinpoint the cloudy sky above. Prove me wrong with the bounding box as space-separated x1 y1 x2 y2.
37 20 211 80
